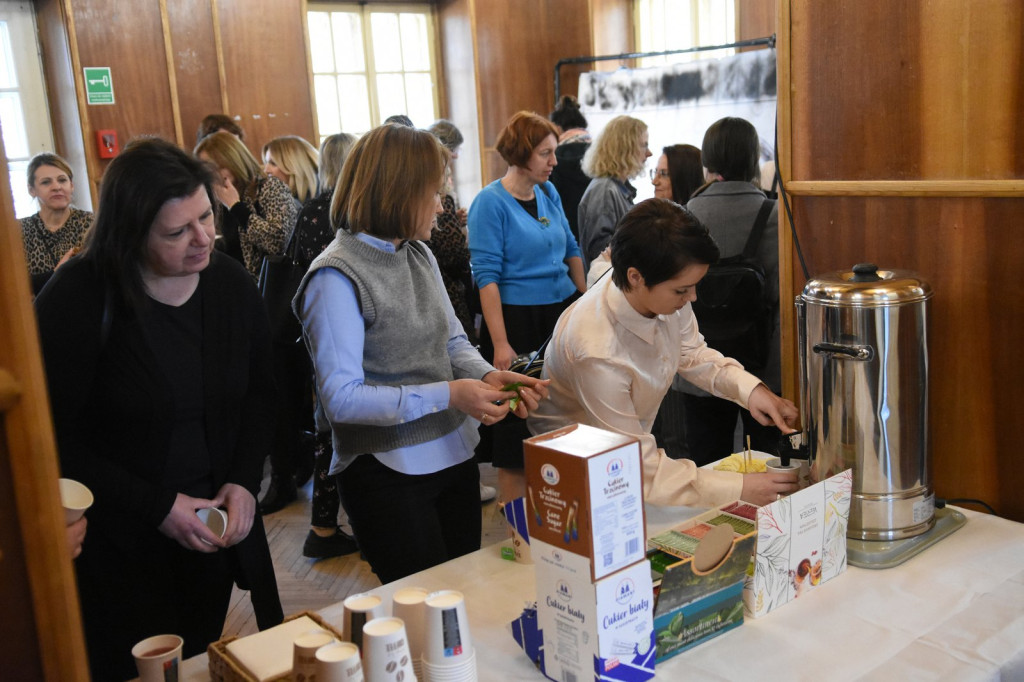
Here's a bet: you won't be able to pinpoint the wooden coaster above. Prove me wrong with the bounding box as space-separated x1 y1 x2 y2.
692 523 734 573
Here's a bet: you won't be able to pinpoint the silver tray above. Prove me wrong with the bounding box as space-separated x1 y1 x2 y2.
847 506 967 569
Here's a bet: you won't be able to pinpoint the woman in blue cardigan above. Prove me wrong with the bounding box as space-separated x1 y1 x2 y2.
468 110 586 501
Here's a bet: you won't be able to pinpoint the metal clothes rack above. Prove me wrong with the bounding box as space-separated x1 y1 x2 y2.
553 35 775 103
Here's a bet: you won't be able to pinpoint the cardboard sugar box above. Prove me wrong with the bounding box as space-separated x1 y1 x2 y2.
647 509 757 661
533 539 656 682
744 468 853 617
524 424 646 581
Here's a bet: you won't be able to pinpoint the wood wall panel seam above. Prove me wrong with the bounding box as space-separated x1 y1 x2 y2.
158 0 185 147
468 0 486 185
776 0 797 403
211 0 229 113
61 0 95 199
300 0 318 141
784 180 1024 197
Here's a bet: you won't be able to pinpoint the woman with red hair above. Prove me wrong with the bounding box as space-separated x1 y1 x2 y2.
468 110 586 501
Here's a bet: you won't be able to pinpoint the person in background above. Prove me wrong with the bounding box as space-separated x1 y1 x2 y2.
196 113 245 145
652 143 704 204
682 117 781 464
548 95 592 242
291 131 361 558
467 110 585 502
20 152 93 295
647 142 705 460
263 135 320 204
36 137 281 679
529 198 798 508
426 119 498 504
577 115 652 270
194 131 298 278
384 113 415 127
294 123 549 583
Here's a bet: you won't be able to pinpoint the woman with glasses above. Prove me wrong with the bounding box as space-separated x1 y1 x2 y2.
651 144 703 204
576 115 652 271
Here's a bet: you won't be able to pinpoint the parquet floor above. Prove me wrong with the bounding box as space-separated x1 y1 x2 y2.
221 462 505 638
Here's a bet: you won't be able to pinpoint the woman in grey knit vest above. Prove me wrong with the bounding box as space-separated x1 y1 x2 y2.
293 124 549 583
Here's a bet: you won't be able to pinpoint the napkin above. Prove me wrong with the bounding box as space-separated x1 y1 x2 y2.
224 615 324 682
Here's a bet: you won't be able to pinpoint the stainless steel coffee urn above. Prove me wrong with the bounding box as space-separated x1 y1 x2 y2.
797 263 934 541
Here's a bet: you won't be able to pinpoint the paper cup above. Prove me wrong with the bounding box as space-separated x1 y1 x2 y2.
196 507 227 543
131 634 183 682
342 593 386 649
316 641 363 682
766 458 802 497
423 590 473 666
361 617 415 682
293 629 336 681
392 587 429 679
58 478 93 525
421 647 477 681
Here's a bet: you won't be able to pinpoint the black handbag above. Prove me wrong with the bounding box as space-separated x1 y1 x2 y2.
257 228 305 344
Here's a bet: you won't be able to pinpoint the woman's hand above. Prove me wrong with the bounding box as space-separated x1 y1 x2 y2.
739 471 800 506
747 384 799 432
66 516 87 559
212 171 240 208
491 341 518 371
449 378 520 425
157 493 225 552
212 483 256 547
482 370 550 419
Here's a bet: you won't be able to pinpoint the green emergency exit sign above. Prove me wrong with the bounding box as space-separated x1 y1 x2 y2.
84 67 115 105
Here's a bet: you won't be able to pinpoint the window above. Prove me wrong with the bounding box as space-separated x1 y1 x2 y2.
634 0 736 68
0 2 59 218
307 3 438 143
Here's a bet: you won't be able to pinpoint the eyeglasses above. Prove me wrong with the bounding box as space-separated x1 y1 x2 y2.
649 169 670 180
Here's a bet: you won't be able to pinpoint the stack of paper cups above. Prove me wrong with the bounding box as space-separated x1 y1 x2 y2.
361 617 416 682
392 586 430 680
293 629 336 682
421 590 477 682
342 593 386 651
315 641 363 682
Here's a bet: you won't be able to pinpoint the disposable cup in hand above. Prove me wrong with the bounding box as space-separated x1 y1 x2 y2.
58 478 93 525
316 641 363 682
293 629 336 681
132 634 183 682
361 617 415 682
196 507 227 543
342 592 385 649
766 458 801 497
423 589 473 666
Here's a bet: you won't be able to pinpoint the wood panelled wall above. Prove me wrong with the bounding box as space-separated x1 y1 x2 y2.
778 1 1024 521
37 0 315 205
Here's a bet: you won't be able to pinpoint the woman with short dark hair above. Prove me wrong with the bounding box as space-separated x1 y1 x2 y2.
295 123 549 583
35 137 281 679
467 110 585 501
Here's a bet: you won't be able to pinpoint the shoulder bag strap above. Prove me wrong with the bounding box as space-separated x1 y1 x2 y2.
741 198 774 259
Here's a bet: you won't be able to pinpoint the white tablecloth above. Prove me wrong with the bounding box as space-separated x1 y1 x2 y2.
179 506 1024 681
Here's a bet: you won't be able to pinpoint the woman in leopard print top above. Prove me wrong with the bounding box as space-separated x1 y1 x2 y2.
20 153 93 294
195 131 299 277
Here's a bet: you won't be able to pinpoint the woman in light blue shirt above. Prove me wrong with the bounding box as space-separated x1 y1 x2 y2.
294 124 548 583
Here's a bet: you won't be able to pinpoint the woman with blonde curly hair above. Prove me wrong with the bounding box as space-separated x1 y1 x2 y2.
262 135 320 203
577 115 651 270
195 131 299 277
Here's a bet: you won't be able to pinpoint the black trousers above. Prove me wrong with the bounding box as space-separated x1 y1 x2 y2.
336 454 481 584
270 339 313 479
683 393 777 467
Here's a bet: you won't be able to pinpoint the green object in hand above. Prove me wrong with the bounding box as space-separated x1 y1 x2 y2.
501 382 525 411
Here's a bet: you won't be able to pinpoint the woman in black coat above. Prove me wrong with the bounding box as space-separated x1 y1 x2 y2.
35 138 282 680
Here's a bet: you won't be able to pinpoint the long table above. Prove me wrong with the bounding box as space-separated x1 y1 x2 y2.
179 505 1024 681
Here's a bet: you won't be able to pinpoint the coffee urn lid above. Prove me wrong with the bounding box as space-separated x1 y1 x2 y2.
801 263 932 306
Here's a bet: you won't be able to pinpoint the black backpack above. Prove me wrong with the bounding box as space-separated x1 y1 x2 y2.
692 198 774 371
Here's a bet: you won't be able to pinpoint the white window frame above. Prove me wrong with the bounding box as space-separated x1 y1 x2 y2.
634 0 737 68
306 2 439 142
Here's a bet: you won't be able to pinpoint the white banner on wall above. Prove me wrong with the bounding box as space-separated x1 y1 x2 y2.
577 49 777 202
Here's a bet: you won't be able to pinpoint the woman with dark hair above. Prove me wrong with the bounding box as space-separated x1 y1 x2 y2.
548 95 591 241
35 137 281 679
467 110 585 501
196 113 244 145
682 116 781 463
529 198 798 508
294 123 548 583
20 152 93 294
652 144 704 204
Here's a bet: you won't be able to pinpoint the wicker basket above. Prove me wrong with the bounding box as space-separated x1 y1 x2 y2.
208 611 345 682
